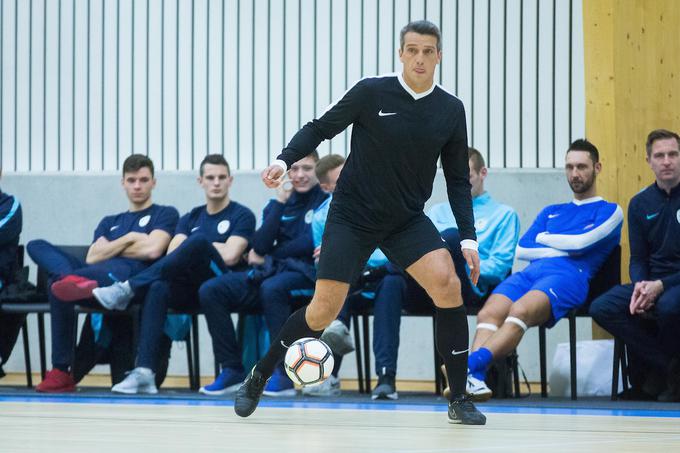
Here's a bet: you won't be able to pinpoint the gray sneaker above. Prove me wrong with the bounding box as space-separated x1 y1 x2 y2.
301 375 341 397
371 374 398 400
320 320 355 355
92 281 134 311
112 368 158 394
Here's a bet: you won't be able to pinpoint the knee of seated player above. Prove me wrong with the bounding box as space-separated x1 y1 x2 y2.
146 280 171 302
258 276 287 300
655 293 680 321
198 279 224 308
477 296 511 325
506 299 546 329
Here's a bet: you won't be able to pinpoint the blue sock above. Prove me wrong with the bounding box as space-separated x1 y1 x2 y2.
468 347 493 379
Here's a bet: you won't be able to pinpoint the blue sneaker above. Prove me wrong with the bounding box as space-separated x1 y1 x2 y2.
262 368 296 397
199 367 246 396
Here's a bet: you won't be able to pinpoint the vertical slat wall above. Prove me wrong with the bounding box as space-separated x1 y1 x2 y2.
0 0 584 172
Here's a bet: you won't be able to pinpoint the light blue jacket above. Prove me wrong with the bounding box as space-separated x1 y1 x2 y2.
428 192 520 296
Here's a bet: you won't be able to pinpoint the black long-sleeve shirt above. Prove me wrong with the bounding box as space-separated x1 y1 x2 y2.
628 181 680 289
276 73 476 241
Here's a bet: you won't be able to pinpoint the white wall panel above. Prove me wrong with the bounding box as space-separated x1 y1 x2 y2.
0 0 585 172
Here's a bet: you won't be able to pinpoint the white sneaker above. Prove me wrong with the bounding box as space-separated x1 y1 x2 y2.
301 375 341 397
466 374 492 401
320 320 355 355
92 281 134 311
112 367 158 394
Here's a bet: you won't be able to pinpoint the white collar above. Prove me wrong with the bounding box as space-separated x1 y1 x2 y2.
397 72 436 100
572 196 603 206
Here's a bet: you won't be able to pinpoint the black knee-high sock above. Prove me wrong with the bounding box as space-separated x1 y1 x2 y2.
435 305 469 399
256 306 323 377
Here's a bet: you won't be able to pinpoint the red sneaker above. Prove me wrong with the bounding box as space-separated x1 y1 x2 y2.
36 369 76 393
51 275 98 302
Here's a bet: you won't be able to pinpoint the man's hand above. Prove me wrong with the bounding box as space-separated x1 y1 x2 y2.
629 280 664 315
261 164 285 188
247 249 265 266
462 248 480 286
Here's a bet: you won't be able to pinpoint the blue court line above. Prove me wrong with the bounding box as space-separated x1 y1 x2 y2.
2 394 680 418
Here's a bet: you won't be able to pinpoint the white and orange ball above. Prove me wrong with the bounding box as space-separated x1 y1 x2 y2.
283 338 335 387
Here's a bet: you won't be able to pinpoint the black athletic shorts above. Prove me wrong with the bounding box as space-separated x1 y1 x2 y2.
316 211 448 284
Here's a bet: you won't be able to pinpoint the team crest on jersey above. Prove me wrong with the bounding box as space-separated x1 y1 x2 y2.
474 218 487 231
305 209 314 224
217 220 230 234
138 215 151 227
677 209 680 224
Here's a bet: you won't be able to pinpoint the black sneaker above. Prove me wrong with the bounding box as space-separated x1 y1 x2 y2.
448 394 487 425
234 367 269 418
371 374 398 400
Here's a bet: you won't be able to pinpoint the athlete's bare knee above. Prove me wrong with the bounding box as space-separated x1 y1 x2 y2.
428 270 461 300
305 299 338 331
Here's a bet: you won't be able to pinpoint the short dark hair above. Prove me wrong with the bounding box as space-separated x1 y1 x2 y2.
468 147 486 173
122 154 154 176
199 154 231 176
567 139 599 163
646 129 680 157
400 20 441 52
315 154 346 183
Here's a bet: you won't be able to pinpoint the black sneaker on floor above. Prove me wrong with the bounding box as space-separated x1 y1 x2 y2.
448 394 487 425
371 374 398 400
234 367 269 418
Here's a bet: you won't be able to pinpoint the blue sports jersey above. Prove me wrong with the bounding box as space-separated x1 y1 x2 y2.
175 201 256 244
251 184 329 263
313 195 387 268
93 204 179 247
428 191 520 295
0 190 22 286
516 196 623 279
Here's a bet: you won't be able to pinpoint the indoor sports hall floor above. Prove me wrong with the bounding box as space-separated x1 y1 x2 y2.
1 386 680 452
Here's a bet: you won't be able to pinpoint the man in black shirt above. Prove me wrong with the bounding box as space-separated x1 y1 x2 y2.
591 129 680 401
235 20 485 425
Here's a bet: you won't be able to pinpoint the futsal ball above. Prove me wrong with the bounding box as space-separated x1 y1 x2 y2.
283 337 335 387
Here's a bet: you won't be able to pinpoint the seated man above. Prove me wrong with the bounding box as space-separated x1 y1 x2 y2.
27 154 179 393
428 147 520 305
92 154 255 394
197 151 328 396
0 167 23 371
590 129 680 401
467 139 623 400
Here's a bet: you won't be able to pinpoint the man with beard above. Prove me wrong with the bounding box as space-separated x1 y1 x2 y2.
465 139 623 396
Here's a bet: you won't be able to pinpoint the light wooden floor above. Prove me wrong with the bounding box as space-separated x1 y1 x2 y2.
2 401 680 453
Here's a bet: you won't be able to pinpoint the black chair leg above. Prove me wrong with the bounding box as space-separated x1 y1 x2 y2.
38 313 47 380
351 314 364 394
539 326 547 397
185 335 195 390
511 351 521 398
362 314 371 393
21 320 32 387
569 314 577 400
192 315 201 387
611 338 621 401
